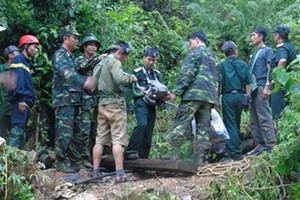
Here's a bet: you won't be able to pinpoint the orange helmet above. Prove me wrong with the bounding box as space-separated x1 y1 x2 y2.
19 35 40 48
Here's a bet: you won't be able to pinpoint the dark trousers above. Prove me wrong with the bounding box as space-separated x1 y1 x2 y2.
127 98 156 158
271 88 286 120
222 93 243 160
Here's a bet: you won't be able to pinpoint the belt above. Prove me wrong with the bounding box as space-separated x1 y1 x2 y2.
98 93 124 99
225 90 243 94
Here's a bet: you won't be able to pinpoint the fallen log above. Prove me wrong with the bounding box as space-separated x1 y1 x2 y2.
100 157 198 174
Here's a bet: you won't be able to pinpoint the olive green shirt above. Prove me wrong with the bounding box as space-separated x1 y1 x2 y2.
93 54 134 105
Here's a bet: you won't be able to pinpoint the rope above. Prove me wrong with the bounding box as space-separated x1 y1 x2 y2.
197 156 253 177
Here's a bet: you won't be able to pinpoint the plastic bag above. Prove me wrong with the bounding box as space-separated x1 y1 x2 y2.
209 108 230 144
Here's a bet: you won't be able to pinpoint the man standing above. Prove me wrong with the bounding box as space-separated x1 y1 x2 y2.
271 24 296 120
125 48 169 160
220 41 252 160
162 31 219 165
75 35 106 168
52 25 96 173
247 27 276 155
92 41 137 182
8 36 40 149
0 45 20 139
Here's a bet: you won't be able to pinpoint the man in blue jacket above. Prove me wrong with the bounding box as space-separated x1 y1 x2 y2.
8 35 40 149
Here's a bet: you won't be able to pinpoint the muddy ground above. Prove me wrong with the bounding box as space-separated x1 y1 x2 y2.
37 167 215 200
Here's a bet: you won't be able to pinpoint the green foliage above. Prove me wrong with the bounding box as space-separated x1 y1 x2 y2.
1 0 300 198
0 146 37 199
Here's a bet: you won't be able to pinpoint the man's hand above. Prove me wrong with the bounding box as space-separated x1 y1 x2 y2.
170 93 176 101
18 102 28 113
242 94 251 111
83 76 97 91
262 86 270 99
98 53 107 60
131 75 138 83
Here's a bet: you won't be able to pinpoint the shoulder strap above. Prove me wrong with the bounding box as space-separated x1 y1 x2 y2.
250 45 265 73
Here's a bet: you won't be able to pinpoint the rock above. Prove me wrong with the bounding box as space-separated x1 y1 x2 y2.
182 195 192 200
0 137 6 149
105 189 123 200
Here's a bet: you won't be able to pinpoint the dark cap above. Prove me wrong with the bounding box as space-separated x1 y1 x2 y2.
274 24 290 36
253 26 268 38
143 47 159 57
4 45 20 58
189 31 208 44
60 25 81 38
221 41 237 52
105 44 120 54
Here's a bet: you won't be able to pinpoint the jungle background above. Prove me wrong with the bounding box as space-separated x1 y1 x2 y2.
0 0 300 199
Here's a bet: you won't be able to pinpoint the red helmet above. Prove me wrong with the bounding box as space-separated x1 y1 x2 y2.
19 35 40 48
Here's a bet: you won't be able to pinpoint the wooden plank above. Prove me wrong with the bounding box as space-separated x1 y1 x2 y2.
100 157 198 174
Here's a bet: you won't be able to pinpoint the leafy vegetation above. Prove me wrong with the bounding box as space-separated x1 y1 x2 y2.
0 0 300 198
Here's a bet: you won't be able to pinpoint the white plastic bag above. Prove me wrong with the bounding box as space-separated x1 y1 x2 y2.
209 108 230 144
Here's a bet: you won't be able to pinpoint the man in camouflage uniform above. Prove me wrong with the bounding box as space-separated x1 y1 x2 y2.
0 45 20 139
271 24 296 120
162 31 219 165
92 41 138 182
125 47 169 160
74 35 106 167
219 41 252 160
52 25 96 173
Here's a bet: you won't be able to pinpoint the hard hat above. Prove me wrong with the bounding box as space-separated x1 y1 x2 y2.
19 35 40 48
4 45 20 58
80 35 101 52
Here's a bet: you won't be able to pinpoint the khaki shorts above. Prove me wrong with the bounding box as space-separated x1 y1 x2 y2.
95 102 128 147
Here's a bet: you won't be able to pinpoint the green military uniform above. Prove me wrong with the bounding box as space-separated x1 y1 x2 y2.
220 56 252 160
126 66 163 159
271 41 296 119
74 54 100 161
52 46 87 172
0 63 11 139
168 45 219 164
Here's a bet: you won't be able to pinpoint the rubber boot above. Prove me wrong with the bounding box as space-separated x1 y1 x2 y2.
8 126 25 149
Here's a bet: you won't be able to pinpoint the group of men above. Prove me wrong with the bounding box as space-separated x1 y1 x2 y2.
219 25 296 161
0 23 296 182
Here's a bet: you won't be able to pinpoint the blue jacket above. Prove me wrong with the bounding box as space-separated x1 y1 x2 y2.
9 53 35 106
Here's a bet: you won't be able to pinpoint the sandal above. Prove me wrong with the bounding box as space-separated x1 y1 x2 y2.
115 174 137 183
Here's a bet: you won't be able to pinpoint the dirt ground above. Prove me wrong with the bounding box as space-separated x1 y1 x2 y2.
37 167 215 200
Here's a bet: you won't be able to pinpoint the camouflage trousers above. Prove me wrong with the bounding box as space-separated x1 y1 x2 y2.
0 101 11 140
8 102 30 149
170 100 212 164
79 107 96 161
54 106 83 163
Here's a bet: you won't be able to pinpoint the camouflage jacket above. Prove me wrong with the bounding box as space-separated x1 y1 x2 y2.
74 54 101 76
0 63 9 104
172 45 219 104
74 54 100 109
52 47 87 108
93 54 134 105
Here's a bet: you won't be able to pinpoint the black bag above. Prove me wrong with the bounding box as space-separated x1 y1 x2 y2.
143 80 169 106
